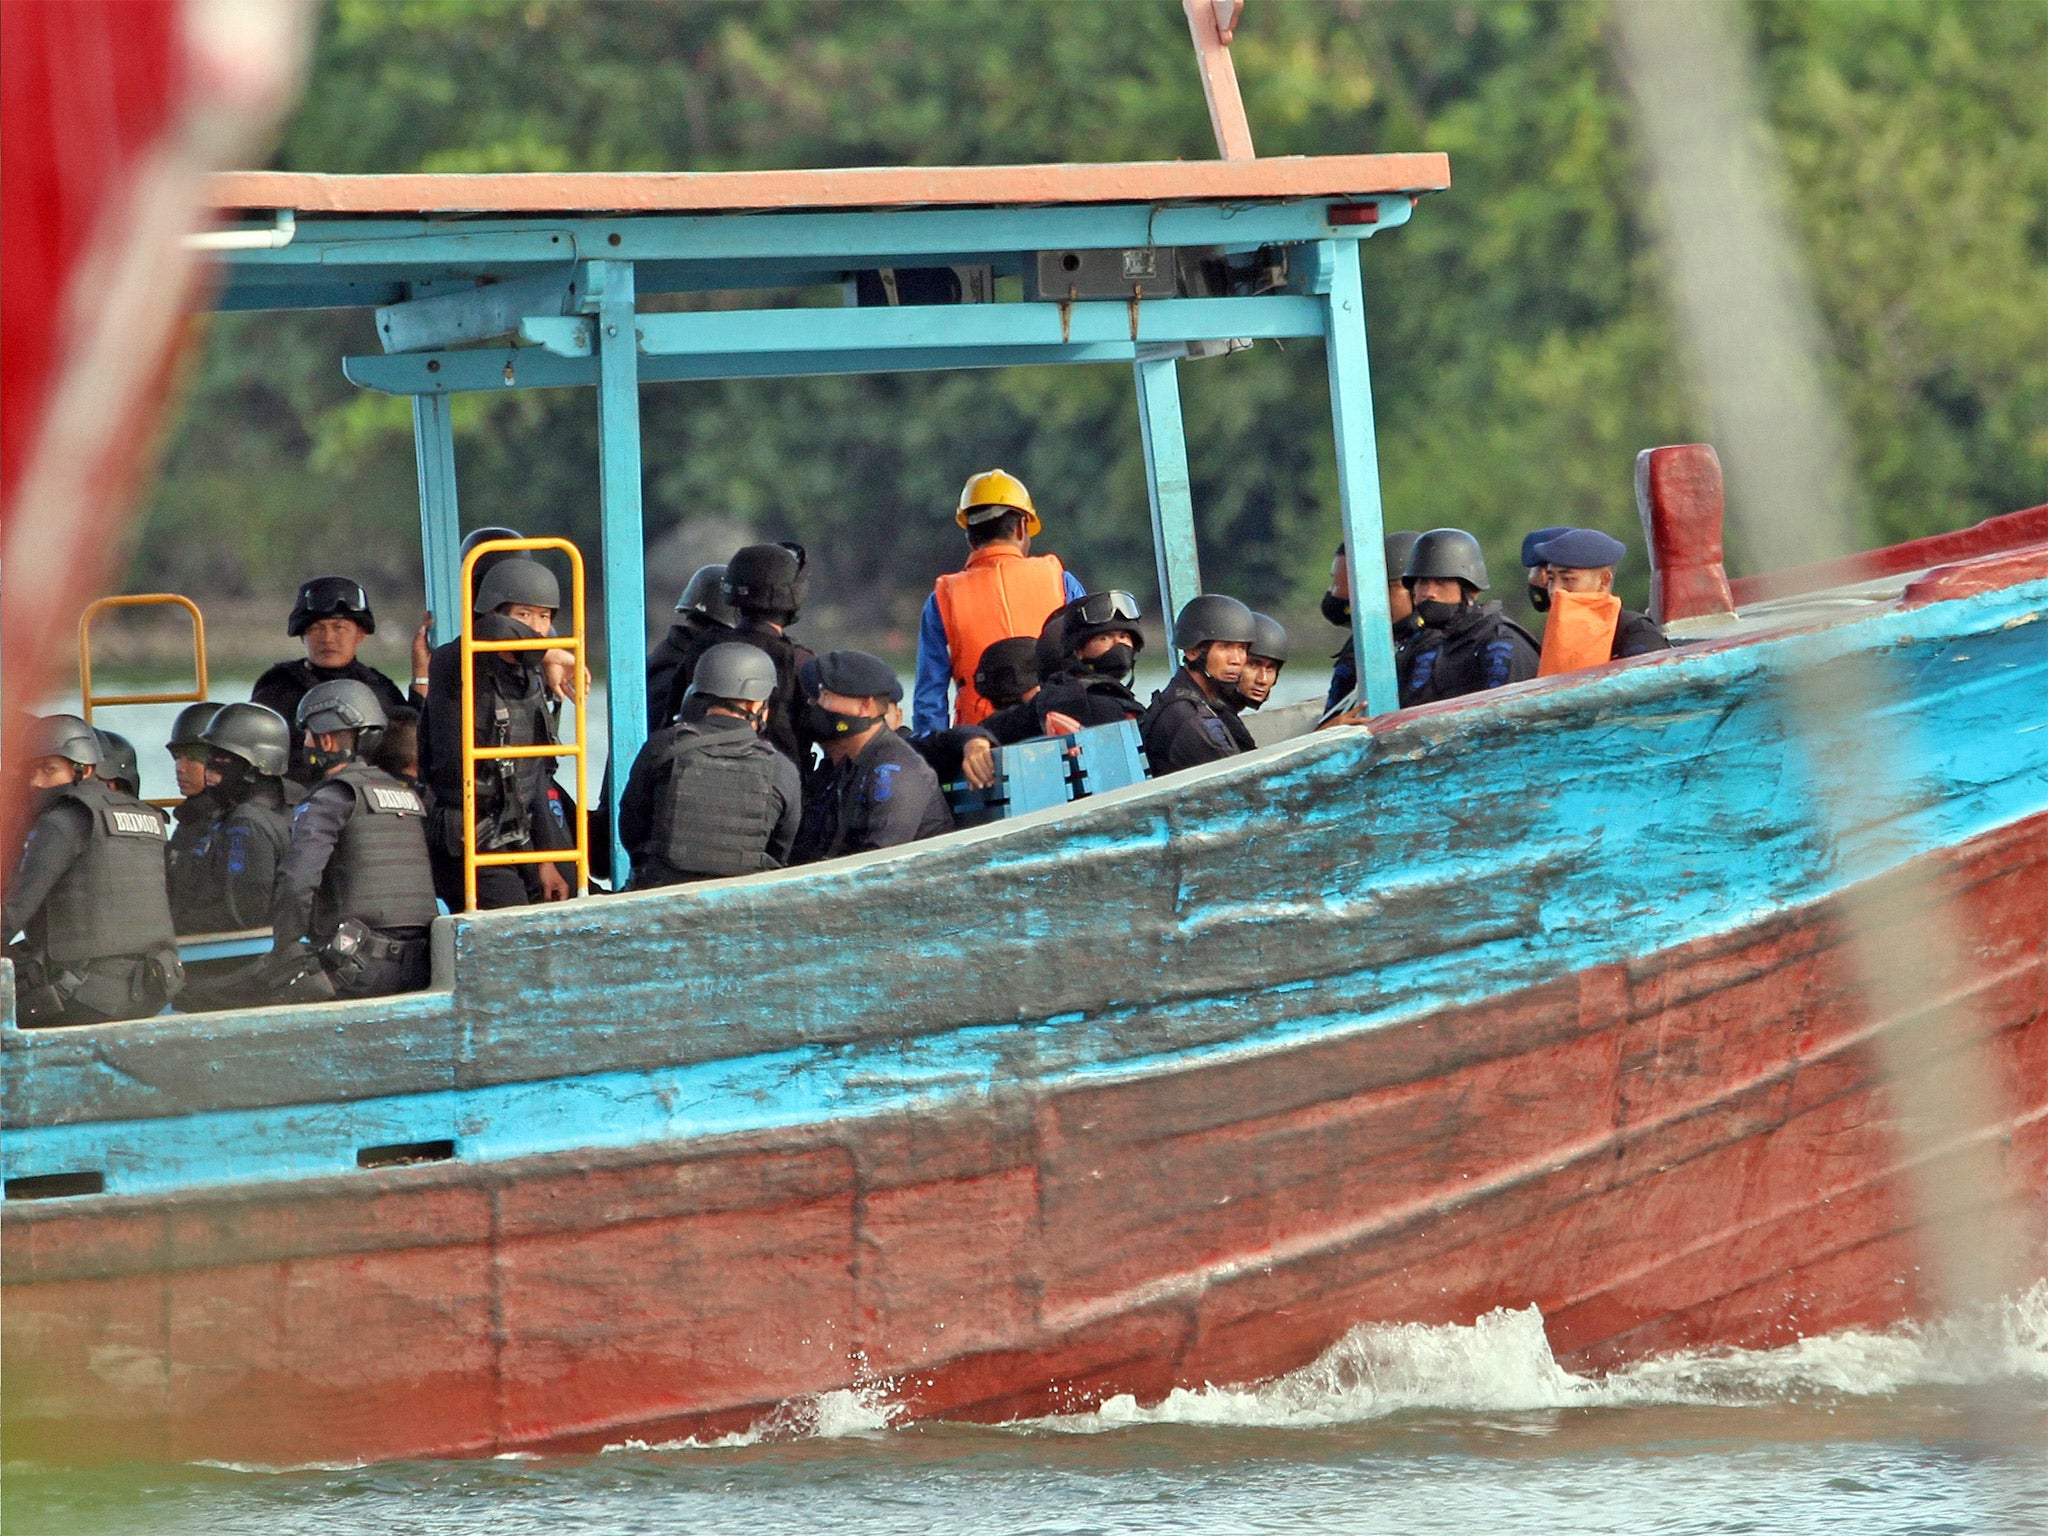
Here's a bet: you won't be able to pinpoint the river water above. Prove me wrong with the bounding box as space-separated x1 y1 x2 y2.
11 1294 2045 1535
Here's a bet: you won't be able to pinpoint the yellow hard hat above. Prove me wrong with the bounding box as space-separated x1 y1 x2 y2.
955 469 1042 537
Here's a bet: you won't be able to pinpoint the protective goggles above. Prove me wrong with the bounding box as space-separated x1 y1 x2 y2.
298 578 370 617
1069 589 1142 628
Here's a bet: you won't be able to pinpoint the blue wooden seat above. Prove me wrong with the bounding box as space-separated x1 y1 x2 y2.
998 737 1074 817
177 929 274 964
1069 720 1148 797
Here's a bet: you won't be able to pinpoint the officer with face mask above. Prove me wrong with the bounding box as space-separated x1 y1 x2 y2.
253 577 411 784
1140 594 1260 775
648 563 737 719
1520 526 1571 617
168 703 302 935
1232 613 1289 712
618 641 802 889
793 650 953 864
259 681 438 1001
1526 527 1672 668
1323 532 1422 713
418 556 575 910
983 590 1148 744
5 715 182 1025
1398 529 1540 707
658 543 818 767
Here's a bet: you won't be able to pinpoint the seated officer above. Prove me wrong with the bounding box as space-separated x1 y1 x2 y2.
1140 594 1259 775
984 590 1147 744
165 702 226 924
658 543 817 767
794 651 953 863
419 557 575 910
913 470 1085 732
265 681 438 1001
1233 613 1289 711
252 577 410 783
1324 532 1422 712
4 715 182 1026
1526 527 1672 673
92 729 142 798
1398 529 1540 707
619 641 801 889
973 637 1041 715
648 563 737 720
169 704 300 935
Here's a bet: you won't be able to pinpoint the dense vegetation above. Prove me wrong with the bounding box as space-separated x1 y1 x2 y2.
136 0 2047 650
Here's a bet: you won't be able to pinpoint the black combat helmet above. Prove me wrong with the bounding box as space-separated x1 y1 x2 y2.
288 576 375 637
684 641 777 707
473 557 562 615
1062 589 1146 656
296 679 389 759
168 702 223 750
202 702 293 779
675 563 739 627
1404 529 1490 592
722 542 808 622
1248 612 1290 664
460 526 527 592
1172 593 1259 656
1383 530 1421 580
92 730 141 795
32 713 102 767
973 637 1040 705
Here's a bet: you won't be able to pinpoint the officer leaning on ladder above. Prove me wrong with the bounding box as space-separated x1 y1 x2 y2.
5 714 183 1026
619 641 802 889
262 680 439 1002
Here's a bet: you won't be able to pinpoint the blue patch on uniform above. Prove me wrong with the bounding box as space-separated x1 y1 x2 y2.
1407 646 1438 696
1483 638 1515 689
225 825 249 875
293 800 312 822
871 762 901 802
547 787 567 825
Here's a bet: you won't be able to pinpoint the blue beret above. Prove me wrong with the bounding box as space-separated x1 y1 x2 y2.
1520 526 1572 567
814 649 903 704
1531 527 1627 570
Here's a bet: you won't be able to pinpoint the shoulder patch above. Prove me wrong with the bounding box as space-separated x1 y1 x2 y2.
871 761 901 802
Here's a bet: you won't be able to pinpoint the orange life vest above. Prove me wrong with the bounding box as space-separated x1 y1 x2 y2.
1537 588 1623 677
933 546 1068 724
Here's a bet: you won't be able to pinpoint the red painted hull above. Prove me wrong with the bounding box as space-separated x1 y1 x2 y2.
6 811 2045 1466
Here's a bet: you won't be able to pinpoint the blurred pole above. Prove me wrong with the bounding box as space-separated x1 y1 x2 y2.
1610 0 2026 1440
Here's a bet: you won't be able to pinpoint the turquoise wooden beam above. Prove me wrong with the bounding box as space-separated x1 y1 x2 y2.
410 394 462 648
1134 354 1201 628
1320 241 1400 716
588 260 647 884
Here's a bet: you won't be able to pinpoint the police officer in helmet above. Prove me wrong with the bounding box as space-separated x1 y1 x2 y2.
262 680 438 1001
92 729 142 798
658 542 817 767
1232 613 1290 711
1398 529 1540 707
1323 531 1423 713
793 651 953 863
619 641 801 889
165 702 228 924
252 576 410 783
1140 594 1259 775
168 703 301 935
648 563 737 720
418 556 576 910
983 590 1149 744
4 714 182 1025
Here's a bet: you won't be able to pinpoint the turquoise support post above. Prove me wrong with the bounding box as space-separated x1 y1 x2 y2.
1134 353 1201 630
1320 242 1400 716
411 394 462 648
588 260 647 884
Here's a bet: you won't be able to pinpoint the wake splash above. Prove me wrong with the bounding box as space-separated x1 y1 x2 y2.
1038 1282 2048 1433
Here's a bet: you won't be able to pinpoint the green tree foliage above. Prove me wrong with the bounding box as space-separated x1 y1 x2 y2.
137 0 2047 644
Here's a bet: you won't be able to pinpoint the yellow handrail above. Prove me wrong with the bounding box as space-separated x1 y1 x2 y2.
458 538 590 911
78 593 210 807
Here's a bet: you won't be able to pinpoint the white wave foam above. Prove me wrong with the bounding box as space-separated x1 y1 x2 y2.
1033 1281 2048 1432
604 1383 900 1454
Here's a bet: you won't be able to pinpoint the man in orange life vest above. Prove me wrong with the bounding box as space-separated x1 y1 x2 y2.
912 469 1086 734
1527 527 1671 676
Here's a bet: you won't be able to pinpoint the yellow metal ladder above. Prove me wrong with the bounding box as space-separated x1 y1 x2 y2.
77 593 210 808
459 538 590 910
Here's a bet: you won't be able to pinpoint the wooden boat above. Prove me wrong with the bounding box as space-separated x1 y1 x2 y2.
6 37 2046 1468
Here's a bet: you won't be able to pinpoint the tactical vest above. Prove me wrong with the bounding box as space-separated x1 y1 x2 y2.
642 725 784 877
933 547 1067 726
36 780 178 966
322 764 439 935
473 657 556 846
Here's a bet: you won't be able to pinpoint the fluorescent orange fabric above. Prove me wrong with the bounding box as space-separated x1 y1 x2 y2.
1538 589 1623 677
933 546 1067 724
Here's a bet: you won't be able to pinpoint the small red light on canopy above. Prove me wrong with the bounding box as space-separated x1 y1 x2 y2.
1326 202 1380 227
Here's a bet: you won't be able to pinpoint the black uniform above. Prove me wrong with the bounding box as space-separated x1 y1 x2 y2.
251 659 410 784
792 728 953 864
982 672 1143 745
618 713 802 889
270 763 438 999
1326 613 1426 713
166 787 227 921
418 620 573 909
646 616 731 725
658 618 816 767
1399 605 1540 707
900 724 997 784
168 778 300 934
4 780 182 1026
1612 609 1673 659
1139 667 1257 776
